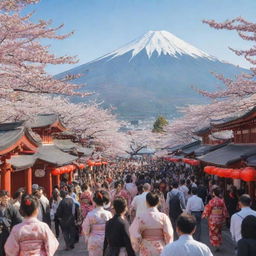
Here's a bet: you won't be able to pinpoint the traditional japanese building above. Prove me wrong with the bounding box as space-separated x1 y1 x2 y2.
0 114 91 197
197 107 256 201
0 122 39 194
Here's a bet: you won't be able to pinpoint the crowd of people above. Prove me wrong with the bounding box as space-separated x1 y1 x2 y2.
1 158 256 256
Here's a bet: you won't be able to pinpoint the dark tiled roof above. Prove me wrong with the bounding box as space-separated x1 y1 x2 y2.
27 114 59 128
37 144 78 166
211 106 256 127
245 155 256 167
137 148 155 155
194 142 229 157
167 144 186 153
198 143 256 166
0 122 40 153
194 127 211 136
53 139 93 156
181 140 201 155
8 144 78 170
8 155 36 170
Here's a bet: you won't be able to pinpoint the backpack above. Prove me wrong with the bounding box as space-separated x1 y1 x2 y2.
169 193 183 220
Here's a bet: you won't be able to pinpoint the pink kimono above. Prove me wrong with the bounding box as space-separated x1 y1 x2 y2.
80 191 94 218
4 217 59 256
82 206 112 256
129 207 173 256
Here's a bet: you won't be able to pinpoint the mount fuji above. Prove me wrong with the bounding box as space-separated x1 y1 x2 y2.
58 30 246 120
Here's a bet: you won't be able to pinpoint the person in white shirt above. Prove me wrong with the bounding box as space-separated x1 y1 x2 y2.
230 194 256 243
186 187 204 241
161 213 213 256
179 179 189 202
131 183 150 217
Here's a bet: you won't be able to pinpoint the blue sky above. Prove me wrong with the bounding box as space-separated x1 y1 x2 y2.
24 0 256 74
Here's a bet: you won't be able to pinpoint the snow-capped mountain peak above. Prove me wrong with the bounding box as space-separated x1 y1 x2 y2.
97 30 216 61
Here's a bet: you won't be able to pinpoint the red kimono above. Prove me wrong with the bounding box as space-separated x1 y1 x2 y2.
202 196 228 247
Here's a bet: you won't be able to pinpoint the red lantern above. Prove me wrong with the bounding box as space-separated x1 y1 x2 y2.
51 168 60 176
190 160 200 166
94 162 101 166
211 167 219 175
224 168 232 178
240 167 256 182
204 166 215 174
230 169 241 179
79 163 85 169
87 160 95 166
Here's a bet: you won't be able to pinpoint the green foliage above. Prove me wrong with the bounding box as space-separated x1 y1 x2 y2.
152 116 168 133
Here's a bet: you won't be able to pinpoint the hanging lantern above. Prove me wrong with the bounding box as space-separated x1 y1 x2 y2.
211 167 219 175
230 169 241 179
87 160 95 166
240 167 256 182
51 168 60 176
190 160 200 166
204 166 215 174
79 163 85 169
94 162 101 166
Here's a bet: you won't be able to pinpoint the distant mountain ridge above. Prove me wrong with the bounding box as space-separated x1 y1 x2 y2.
58 30 246 120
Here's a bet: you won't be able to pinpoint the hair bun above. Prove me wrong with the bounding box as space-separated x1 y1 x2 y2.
25 198 32 206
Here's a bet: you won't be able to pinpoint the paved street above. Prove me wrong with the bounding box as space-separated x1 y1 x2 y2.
54 219 236 256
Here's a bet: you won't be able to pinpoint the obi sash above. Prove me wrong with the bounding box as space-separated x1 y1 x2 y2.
19 240 46 256
91 223 106 235
142 228 164 241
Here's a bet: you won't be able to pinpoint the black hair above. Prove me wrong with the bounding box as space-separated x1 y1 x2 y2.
67 185 74 193
239 194 251 206
102 182 109 190
213 187 221 197
180 179 185 185
113 197 127 215
191 187 198 195
0 190 8 197
114 181 121 189
20 195 39 217
60 190 67 199
93 190 110 206
81 183 89 191
241 215 256 239
146 192 159 207
52 189 60 201
13 190 23 200
176 213 196 234
126 175 132 183
172 182 178 188
137 184 143 194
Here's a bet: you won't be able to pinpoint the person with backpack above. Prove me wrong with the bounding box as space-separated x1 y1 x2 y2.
166 182 185 231
0 190 22 256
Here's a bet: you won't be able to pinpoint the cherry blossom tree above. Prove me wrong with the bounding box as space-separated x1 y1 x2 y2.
164 17 256 147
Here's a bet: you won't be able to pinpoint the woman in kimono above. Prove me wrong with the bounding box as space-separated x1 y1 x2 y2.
129 192 173 256
5 195 59 256
82 190 112 256
80 183 93 219
202 187 228 251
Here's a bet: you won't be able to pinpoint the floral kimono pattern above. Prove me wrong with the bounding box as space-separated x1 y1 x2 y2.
129 207 173 256
80 191 94 218
82 207 112 256
4 217 59 256
202 196 228 247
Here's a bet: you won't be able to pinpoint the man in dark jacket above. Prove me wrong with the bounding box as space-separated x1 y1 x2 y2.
104 197 135 256
56 190 79 251
0 190 22 256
